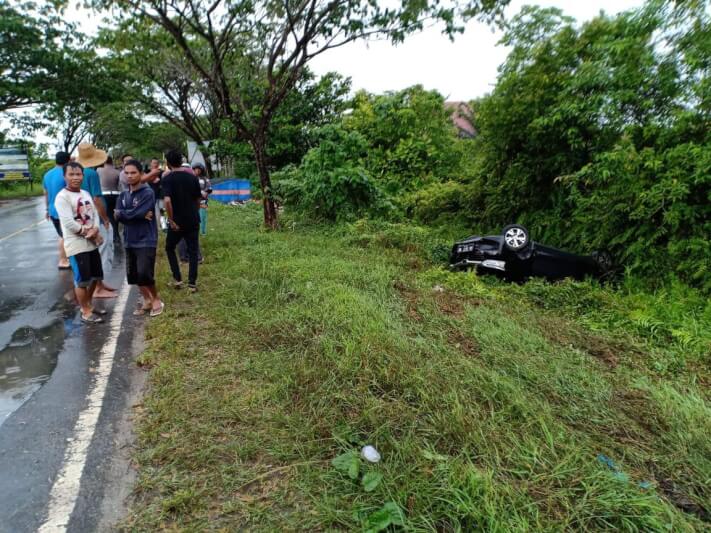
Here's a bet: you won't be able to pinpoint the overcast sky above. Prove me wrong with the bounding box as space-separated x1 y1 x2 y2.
309 0 646 101
2 0 645 148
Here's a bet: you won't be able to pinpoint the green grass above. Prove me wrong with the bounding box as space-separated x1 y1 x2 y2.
124 204 710 531
0 181 41 200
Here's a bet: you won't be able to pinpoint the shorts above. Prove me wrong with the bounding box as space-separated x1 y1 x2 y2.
68 249 104 288
126 247 156 286
50 217 63 237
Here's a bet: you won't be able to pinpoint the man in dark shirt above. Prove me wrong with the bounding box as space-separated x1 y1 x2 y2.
162 149 202 291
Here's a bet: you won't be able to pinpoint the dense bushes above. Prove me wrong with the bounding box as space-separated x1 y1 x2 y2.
275 0 710 291
273 87 471 221
465 2 711 291
272 126 389 220
343 88 466 195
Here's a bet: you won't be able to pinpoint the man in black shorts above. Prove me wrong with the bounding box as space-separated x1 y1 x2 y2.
54 162 106 323
115 159 164 316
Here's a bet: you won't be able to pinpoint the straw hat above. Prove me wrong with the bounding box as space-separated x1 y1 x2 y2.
76 142 108 168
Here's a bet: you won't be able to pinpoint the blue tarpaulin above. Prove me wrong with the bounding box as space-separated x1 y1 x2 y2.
211 179 251 204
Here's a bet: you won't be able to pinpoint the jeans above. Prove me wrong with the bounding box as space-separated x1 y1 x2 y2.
199 207 207 235
178 238 202 262
165 228 199 285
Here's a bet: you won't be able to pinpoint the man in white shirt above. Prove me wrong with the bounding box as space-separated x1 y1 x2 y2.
54 161 107 323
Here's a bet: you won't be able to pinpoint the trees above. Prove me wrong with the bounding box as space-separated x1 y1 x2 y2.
13 47 135 153
98 23 223 173
464 1 711 290
271 85 476 222
345 86 465 195
0 1 76 112
93 0 509 228
1 1 56 111
208 69 352 178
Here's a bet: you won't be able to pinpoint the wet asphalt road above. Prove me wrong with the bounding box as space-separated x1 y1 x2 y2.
0 197 144 532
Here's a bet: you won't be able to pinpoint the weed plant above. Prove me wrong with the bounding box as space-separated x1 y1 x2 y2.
0 182 41 200
126 204 709 531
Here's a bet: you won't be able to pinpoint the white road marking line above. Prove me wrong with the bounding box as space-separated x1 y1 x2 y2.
38 286 130 532
0 219 46 243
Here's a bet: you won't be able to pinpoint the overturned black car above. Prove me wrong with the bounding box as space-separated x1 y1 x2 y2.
450 224 613 282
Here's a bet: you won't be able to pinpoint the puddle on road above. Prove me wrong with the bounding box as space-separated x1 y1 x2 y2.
0 321 66 425
0 295 34 323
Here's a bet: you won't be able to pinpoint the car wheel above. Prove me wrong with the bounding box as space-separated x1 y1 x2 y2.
502 224 530 252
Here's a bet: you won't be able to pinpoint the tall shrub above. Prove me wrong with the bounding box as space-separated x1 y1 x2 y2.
466 1 711 290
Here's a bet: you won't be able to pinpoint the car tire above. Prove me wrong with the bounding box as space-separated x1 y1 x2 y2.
502 224 530 252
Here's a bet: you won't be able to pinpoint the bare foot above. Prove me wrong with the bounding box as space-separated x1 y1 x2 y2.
100 283 118 292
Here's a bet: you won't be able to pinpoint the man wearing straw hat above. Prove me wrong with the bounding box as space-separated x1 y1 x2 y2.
76 142 118 299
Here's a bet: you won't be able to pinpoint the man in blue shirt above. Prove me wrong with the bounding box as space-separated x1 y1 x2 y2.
43 151 71 269
76 143 117 298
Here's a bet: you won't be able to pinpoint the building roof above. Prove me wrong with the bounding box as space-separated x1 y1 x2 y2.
444 101 476 139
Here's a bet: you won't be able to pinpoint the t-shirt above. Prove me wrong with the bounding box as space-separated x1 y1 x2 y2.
43 166 65 219
98 165 120 193
198 177 211 207
162 170 201 231
118 169 129 192
82 168 103 199
54 188 99 257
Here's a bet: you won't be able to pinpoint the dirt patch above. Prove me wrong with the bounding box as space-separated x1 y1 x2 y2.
535 314 625 368
394 280 482 323
406 256 423 270
434 293 466 318
656 476 710 523
613 389 670 436
446 328 479 357
433 292 481 319
393 280 422 322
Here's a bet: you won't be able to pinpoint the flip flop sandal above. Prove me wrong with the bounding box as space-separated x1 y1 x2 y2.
81 314 104 324
149 302 165 317
133 306 151 316
58 265 72 270
92 308 108 315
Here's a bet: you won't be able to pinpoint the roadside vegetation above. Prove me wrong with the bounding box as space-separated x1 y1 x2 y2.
270 1 710 293
3 0 707 529
0 181 42 200
119 0 709 530
126 204 709 531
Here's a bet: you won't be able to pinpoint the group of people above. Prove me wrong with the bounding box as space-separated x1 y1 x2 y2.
43 142 212 323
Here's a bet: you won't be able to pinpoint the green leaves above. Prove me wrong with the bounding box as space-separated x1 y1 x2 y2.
331 452 384 489
364 502 405 533
332 451 360 480
463 1 711 293
361 471 383 492
332 450 398 529
0 1 75 112
282 125 388 221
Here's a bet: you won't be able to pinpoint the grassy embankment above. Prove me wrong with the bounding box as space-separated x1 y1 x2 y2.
125 203 710 531
0 181 42 200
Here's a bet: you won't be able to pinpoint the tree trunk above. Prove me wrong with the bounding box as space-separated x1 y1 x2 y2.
252 138 278 229
197 142 215 177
